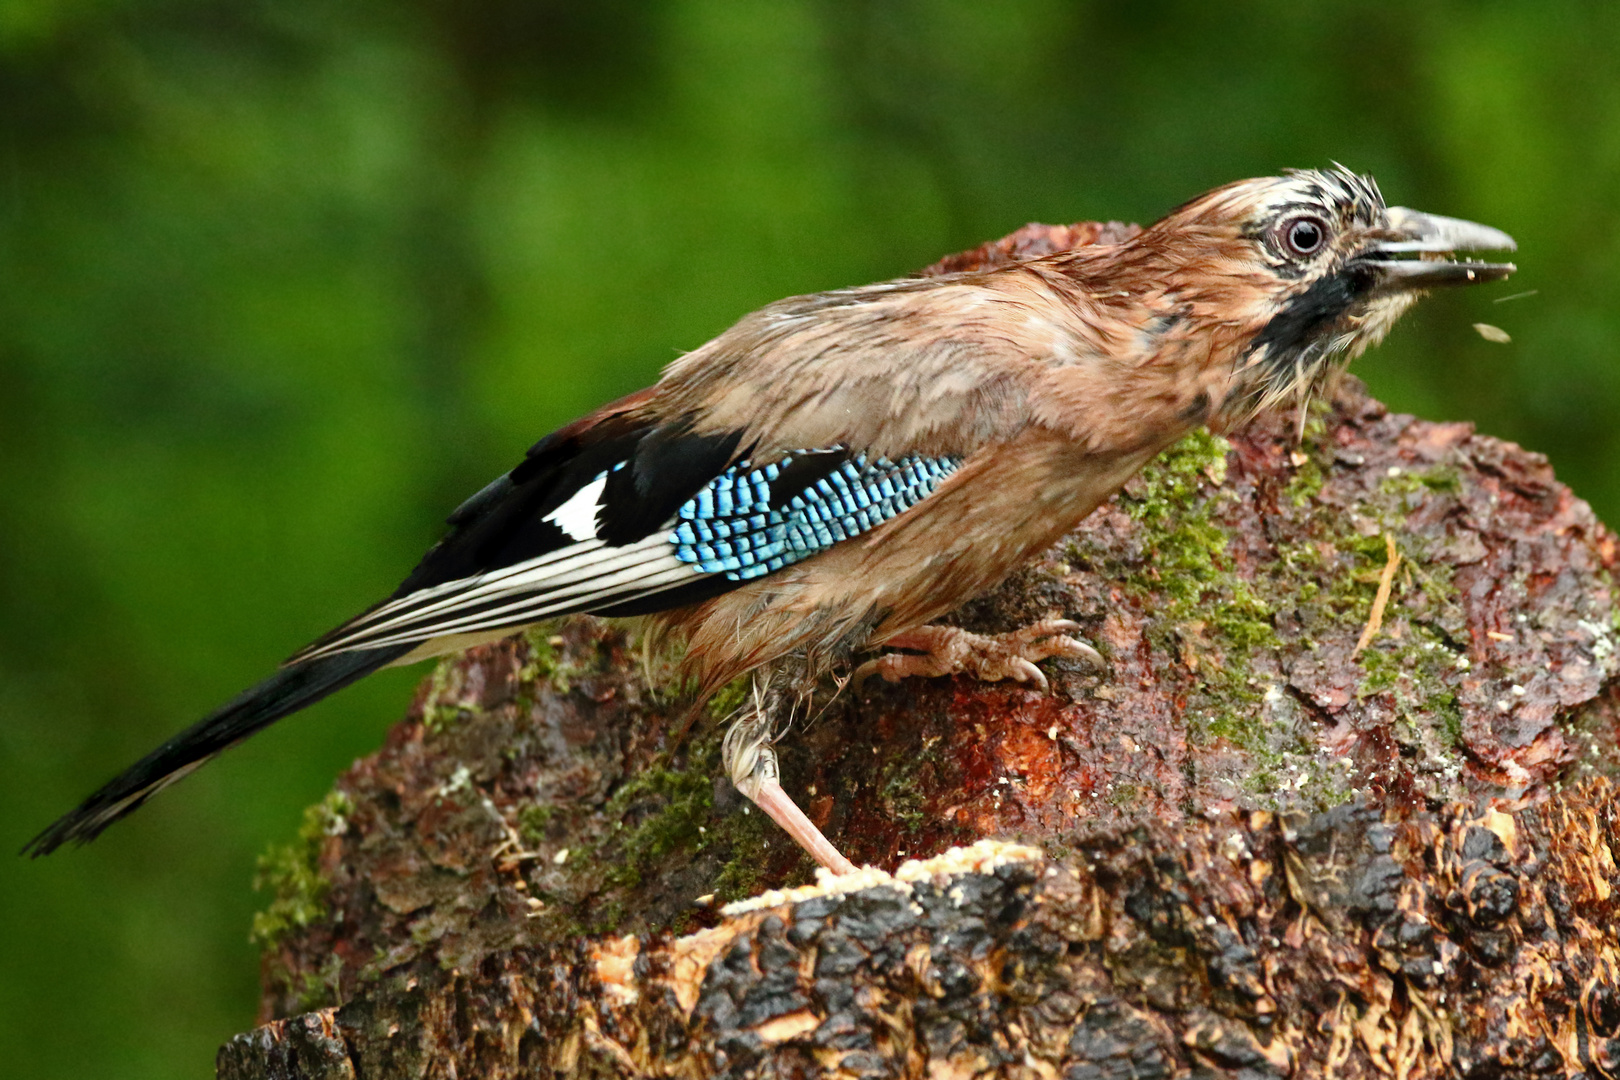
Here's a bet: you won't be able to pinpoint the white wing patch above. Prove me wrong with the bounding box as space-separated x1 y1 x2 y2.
543 471 608 541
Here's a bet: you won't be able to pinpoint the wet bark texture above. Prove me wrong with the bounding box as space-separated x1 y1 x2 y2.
220 224 1620 1079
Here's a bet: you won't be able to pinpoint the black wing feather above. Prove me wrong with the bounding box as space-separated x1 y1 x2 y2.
598 423 744 544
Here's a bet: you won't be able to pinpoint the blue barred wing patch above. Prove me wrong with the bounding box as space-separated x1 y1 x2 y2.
671 452 961 580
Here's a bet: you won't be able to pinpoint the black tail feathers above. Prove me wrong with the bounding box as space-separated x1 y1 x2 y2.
23 643 413 857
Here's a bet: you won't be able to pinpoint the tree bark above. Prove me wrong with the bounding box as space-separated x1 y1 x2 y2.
219 224 1620 1079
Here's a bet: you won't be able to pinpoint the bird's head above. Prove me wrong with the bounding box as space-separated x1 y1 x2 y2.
1134 166 1516 424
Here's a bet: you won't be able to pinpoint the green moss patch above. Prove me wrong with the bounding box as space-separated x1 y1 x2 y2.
251 789 353 950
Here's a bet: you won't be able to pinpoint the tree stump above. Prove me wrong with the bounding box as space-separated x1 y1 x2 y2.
218 224 1620 1079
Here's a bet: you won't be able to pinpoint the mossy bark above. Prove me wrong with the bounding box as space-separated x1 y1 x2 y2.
219 225 1620 1079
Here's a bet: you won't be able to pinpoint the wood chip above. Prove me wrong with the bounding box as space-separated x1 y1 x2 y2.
1353 533 1401 657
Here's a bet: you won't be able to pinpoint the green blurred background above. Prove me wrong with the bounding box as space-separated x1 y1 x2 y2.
0 1 1614 1075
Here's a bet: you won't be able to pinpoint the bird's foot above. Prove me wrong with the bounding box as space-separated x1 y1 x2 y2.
723 708 858 876
853 619 1102 693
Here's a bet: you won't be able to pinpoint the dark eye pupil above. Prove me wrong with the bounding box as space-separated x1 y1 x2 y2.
1289 219 1323 254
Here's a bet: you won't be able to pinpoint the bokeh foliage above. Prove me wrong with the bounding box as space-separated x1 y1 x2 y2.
0 1 1614 1076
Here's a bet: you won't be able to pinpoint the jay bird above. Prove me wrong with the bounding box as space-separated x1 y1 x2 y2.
27 167 1515 874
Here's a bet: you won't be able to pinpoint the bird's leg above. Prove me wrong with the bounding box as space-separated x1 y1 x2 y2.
722 681 858 876
853 619 1102 693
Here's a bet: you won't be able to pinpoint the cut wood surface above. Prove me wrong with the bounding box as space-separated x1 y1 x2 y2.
219 224 1620 1079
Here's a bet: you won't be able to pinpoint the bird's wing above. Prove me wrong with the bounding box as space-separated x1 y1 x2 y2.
288 398 976 664
290 273 1082 664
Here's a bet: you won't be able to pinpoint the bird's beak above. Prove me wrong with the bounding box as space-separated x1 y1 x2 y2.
1356 207 1517 293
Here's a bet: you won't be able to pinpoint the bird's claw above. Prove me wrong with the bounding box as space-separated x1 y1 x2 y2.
853 619 1103 693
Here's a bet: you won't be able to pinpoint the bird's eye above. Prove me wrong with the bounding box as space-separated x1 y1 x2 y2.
1281 215 1328 257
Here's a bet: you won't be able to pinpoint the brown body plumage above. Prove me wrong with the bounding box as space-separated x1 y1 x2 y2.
28 168 1516 871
